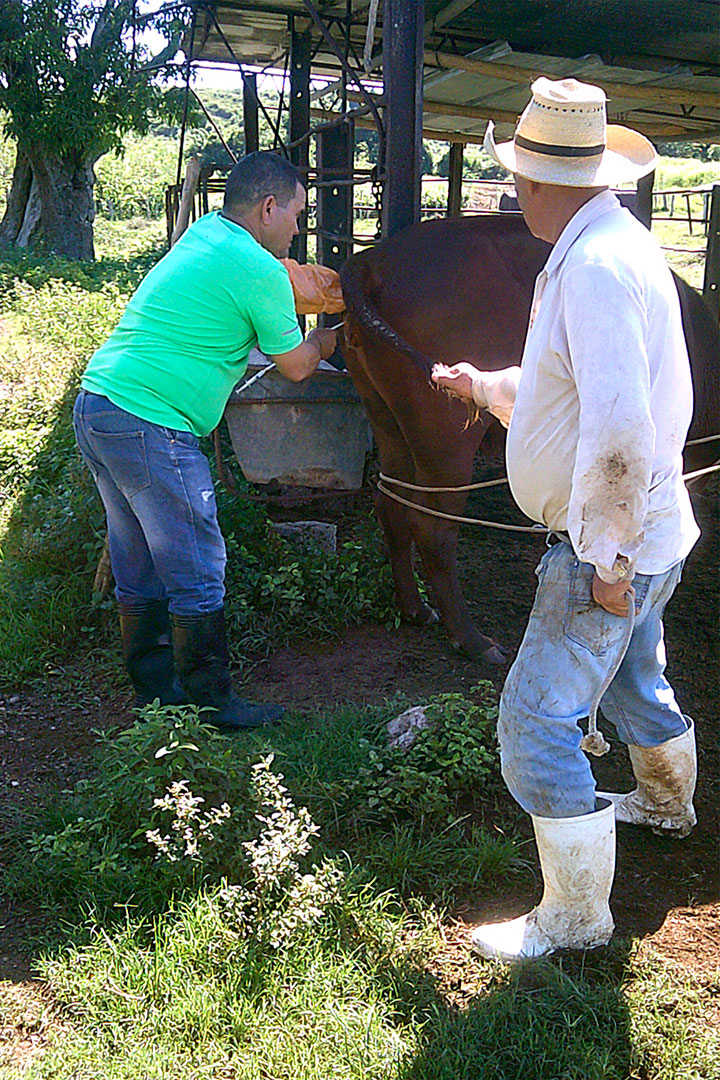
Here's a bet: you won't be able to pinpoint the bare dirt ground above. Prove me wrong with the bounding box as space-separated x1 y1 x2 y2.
0 479 717 992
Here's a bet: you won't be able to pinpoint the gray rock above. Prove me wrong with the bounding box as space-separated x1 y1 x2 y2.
271 520 337 555
386 705 434 750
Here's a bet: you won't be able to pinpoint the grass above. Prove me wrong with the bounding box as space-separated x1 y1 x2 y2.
2 701 718 1080
0 214 717 1079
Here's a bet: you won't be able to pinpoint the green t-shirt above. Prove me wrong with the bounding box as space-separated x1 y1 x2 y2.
81 212 303 436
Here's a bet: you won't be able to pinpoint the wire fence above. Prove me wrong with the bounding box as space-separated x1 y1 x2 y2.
165 168 714 254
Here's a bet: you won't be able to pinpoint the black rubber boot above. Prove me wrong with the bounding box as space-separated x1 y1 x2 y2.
119 600 187 707
171 608 284 730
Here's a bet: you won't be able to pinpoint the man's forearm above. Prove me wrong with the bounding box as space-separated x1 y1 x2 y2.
431 363 521 428
269 327 336 382
275 338 322 382
471 366 521 428
568 430 653 585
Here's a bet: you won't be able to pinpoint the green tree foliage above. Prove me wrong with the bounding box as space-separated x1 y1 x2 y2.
0 0 188 259
656 140 720 161
95 134 178 218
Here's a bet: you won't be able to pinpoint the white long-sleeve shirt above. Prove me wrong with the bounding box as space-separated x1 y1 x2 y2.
477 190 699 584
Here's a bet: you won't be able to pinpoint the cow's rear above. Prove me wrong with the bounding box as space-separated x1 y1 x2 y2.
339 214 718 662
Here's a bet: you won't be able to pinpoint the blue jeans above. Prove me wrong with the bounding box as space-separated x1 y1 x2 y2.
73 390 226 614
498 539 689 818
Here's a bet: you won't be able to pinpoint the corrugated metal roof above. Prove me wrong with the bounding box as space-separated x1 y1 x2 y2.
189 1 720 141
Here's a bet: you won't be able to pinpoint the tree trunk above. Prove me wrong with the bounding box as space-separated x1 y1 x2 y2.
0 146 33 248
0 143 97 260
15 174 42 248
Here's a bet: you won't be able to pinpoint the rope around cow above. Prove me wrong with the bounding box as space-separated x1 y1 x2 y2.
377 433 720 532
228 360 719 530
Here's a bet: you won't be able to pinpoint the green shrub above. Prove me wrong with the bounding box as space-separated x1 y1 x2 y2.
9 705 351 937
13 279 127 352
221 509 398 656
12 706 259 912
342 684 501 825
0 240 164 303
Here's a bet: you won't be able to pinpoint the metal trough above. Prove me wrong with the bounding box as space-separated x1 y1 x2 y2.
223 349 372 490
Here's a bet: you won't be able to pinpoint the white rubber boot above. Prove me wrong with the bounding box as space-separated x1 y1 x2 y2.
471 800 615 960
597 721 696 839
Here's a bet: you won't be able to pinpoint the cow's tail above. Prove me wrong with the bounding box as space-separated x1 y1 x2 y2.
339 258 438 379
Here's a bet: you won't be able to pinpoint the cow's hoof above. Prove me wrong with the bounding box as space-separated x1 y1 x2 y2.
482 642 510 665
402 603 440 627
453 637 510 665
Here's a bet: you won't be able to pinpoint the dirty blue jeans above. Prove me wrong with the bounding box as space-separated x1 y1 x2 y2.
498 539 689 819
73 390 225 614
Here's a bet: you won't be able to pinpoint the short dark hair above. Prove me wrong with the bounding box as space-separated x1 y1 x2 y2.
224 152 301 212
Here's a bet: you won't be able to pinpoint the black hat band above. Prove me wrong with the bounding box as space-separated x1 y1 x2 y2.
515 133 606 158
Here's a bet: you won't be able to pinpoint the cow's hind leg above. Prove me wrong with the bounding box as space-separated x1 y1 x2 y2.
345 363 438 627
409 498 509 666
376 486 439 628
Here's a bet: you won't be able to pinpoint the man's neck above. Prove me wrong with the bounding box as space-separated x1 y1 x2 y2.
545 187 608 244
220 207 261 245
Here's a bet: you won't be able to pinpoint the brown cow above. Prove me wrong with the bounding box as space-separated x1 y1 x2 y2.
339 212 719 664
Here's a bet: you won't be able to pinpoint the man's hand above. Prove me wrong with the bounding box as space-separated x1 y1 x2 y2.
592 574 635 617
432 363 521 428
269 326 337 382
307 326 337 361
431 362 482 406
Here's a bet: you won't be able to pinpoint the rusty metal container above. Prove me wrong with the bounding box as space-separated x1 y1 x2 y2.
223 350 372 489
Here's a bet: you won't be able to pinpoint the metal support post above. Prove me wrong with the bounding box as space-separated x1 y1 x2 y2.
243 73 259 155
447 141 464 217
317 121 355 270
703 182 720 321
382 0 424 237
635 170 655 230
290 27 312 262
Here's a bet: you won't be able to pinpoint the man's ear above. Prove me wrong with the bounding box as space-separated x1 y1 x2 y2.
259 194 276 223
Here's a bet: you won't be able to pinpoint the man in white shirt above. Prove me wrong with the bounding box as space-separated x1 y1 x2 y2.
432 77 699 960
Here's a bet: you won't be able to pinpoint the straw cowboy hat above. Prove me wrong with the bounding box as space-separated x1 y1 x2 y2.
484 77 658 187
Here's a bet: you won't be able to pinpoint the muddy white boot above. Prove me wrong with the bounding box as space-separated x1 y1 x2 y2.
598 721 696 839
471 800 615 960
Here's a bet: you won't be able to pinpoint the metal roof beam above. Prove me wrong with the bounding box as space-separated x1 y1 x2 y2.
423 49 720 110
347 90 717 137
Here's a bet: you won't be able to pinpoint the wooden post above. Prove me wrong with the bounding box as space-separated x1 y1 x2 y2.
165 186 174 248
317 121 354 270
93 536 113 596
290 27 311 264
635 170 655 230
170 157 201 246
703 182 720 322
243 73 259 155
382 0 424 236
447 142 464 217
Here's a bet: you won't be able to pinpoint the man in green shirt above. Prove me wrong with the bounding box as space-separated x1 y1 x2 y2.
74 152 337 728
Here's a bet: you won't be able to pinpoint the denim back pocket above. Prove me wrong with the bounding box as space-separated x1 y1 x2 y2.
563 559 646 657
87 424 151 499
